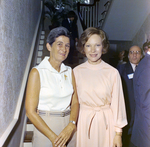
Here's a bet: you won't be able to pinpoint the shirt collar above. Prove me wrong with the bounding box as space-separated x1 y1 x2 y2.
147 51 150 55
68 18 71 23
37 56 68 73
130 62 137 72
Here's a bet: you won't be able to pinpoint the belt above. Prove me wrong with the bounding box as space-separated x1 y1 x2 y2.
81 104 110 139
37 109 70 117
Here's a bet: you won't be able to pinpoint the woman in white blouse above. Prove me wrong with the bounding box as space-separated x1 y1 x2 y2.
25 27 79 147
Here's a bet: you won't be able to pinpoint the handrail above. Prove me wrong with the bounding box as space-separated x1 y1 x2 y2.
77 0 100 30
77 0 111 29
77 2 87 30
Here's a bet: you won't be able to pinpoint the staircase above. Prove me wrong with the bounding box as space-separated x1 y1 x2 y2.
23 30 45 147
77 0 111 29
23 119 33 147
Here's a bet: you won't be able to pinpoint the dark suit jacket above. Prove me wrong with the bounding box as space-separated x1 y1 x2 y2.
131 53 150 147
62 18 78 40
117 62 135 135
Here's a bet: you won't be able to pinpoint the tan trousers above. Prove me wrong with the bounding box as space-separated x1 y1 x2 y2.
32 114 76 147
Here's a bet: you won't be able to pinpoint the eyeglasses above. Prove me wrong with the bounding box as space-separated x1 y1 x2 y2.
129 51 141 54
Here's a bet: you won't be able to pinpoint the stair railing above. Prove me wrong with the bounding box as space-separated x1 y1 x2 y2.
77 0 111 30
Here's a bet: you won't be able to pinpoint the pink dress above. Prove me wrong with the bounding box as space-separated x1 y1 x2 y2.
73 61 127 147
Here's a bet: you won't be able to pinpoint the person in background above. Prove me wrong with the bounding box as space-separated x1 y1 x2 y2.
130 43 150 147
117 46 143 147
117 50 129 65
142 41 149 55
25 27 79 147
62 11 78 64
73 27 127 147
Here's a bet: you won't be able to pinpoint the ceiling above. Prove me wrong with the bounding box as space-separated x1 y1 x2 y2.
102 0 150 41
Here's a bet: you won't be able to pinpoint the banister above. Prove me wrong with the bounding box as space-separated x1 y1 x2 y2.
104 1 110 6
77 0 112 29
77 2 87 30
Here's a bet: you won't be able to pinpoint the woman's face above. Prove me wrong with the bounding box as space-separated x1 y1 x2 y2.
84 34 103 65
48 35 70 63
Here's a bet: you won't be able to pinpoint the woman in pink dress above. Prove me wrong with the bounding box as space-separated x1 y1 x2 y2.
73 27 127 147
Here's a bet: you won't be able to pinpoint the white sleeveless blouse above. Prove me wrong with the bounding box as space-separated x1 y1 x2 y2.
34 57 73 111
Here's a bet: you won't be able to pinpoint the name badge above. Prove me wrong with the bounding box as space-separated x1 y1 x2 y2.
127 73 134 79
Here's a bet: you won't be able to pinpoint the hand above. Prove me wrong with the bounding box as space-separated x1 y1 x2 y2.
113 135 122 147
54 123 76 147
50 133 58 147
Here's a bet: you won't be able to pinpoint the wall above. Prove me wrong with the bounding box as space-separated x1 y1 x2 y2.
0 0 42 146
3 97 26 147
108 13 150 54
132 13 150 48
103 0 150 41
110 40 132 52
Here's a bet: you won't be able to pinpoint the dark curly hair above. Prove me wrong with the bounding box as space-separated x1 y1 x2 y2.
77 27 109 55
46 26 70 46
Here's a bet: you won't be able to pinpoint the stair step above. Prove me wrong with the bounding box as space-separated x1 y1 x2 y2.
27 118 32 124
24 142 32 147
24 131 33 143
104 1 110 6
27 124 34 131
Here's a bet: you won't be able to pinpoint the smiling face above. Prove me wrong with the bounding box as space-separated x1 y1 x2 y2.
84 34 103 65
47 35 70 63
128 46 142 65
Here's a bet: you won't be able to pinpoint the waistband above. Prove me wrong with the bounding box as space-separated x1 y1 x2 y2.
80 104 110 111
80 104 110 139
37 109 70 117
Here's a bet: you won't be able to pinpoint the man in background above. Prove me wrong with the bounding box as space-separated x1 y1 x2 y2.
62 11 78 64
131 43 150 147
117 46 143 147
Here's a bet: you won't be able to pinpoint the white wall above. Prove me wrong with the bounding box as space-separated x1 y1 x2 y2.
0 0 42 146
132 14 150 48
103 0 150 41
